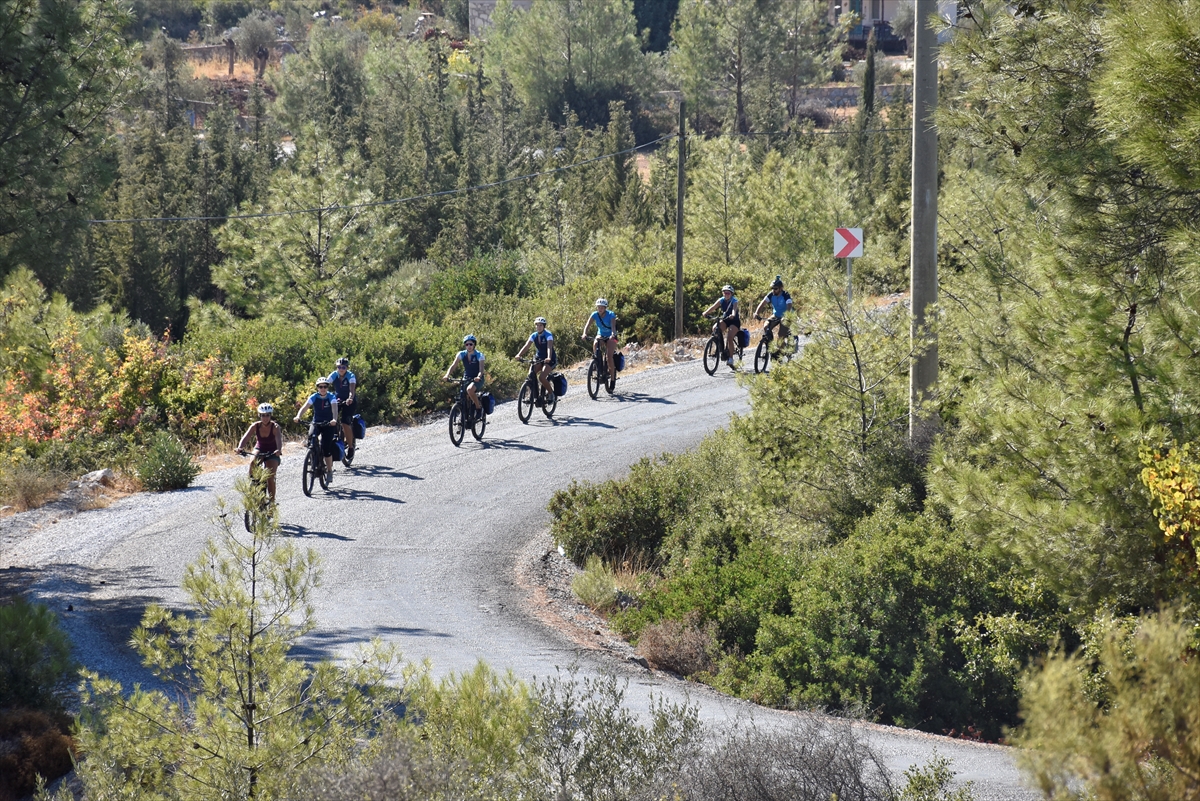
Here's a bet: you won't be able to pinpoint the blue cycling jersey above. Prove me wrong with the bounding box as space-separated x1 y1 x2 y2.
718 296 739 315
307 392 338 424
458 349 485 380
767 291 792 318
327 370 357 401
529 330 555 360
590 310 615 337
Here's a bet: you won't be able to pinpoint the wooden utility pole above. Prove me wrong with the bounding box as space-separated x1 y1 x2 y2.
675 99 686 340
909 0 939 445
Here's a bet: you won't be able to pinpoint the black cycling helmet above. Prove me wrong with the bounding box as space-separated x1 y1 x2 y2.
335 357 350 368
771 275 784 289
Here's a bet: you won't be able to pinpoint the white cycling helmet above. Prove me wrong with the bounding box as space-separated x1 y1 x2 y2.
463 334 477 344
534 317 547 325
257 403 274 415
722 284 734 293
595 298 608 307
315 378 331 388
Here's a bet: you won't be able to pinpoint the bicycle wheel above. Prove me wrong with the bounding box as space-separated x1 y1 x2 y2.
703 337 721 375
472 408 487 441
316 455 329 491
587 360 601 399
449 403 465 446
302 447 317 497
244 508 253 532
542 387 557 418
518 382 534 424
754 338 770 374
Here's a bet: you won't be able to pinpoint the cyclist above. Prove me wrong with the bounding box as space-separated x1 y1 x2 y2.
513 317 556 404
702 285 741 369
293 378 339 484
235 403 283 502
328 357 357 459
752 275 793 349
444 334 486 412
581 298 618 380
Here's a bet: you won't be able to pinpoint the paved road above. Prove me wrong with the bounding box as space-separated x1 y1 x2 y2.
1 361 1033 800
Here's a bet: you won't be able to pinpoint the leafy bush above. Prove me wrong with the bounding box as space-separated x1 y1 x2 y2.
1016 608 1200 801
136 431 199 491
0 709 76 801
549 436 740 566
660 717 893 801
289 737 473 801
733 506 1037 736
0 598 76 711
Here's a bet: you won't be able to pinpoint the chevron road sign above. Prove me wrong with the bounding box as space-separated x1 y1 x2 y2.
834 227 863 259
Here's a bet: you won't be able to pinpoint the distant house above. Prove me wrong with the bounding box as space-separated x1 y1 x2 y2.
827 0 959 52
468 0 533 38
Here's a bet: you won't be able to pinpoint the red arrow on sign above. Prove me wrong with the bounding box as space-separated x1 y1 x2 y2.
835 227 863 258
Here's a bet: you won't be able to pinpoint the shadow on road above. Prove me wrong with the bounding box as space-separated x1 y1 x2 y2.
478 439 550 452
607 392 675 404
324 486 406 504
345 465 424 481
293 625 453 661
281 524 355 541
549 416 617 429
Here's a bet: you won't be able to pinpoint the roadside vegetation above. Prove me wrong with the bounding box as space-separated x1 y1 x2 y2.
3 0 1199 798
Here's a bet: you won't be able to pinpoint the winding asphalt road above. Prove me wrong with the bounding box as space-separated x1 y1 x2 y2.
1 360 1034 800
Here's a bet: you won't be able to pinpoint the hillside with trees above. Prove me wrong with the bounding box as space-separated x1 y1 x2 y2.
3 1 1200 799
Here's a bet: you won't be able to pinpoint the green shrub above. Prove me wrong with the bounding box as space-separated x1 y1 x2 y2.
739 505 1036 737
0 598 77 711
137 431 199 491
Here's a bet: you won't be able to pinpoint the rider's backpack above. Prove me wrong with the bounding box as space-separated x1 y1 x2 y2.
551 372 568 397
480 392 495 415
352 414 367 440
738 329 751 349
614 353 625 372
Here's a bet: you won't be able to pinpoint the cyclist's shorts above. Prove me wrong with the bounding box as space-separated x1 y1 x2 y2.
256 453 281 467
338 399 358 424
310 423 338 458
723 315 742 329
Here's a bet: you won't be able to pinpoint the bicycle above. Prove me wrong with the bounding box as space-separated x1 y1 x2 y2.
585 336 616 399
447 376 487 446
702 315 744 375
517 359 557 422
752 316 797 374
236 449 279 530
301 422 338 497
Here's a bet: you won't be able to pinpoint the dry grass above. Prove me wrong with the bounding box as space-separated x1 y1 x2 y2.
0 465 67 513
0 709 76 801
571 554 646 615
190 56 260 82
636 612 717 677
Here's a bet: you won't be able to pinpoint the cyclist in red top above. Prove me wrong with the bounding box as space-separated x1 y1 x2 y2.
235 403 283 501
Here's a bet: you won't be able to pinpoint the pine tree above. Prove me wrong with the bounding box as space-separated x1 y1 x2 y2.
74 478 410 801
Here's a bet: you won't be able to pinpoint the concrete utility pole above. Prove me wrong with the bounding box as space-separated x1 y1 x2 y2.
675 99 686 341
909 0 939 446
